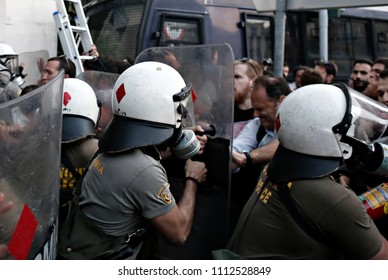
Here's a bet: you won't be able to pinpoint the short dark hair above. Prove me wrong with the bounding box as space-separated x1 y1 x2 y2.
48 55 76 78
373 57 388 69
379 69 388 80
252 75 292 101
315 60 337 77
300 68 324 86
292 65 309 80
353 59 373 67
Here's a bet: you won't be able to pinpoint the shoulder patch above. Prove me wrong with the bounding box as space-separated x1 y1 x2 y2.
157 182 173 204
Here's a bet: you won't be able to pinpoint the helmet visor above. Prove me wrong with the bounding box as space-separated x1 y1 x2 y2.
346 86 388 144
0 55 19 75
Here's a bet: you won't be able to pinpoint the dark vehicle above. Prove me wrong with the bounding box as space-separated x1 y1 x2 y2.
82 0 388 81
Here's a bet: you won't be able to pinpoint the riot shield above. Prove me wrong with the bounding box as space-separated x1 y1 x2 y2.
135 44 234 259
76 70 120 138
0 72 63 260
18 50 49 87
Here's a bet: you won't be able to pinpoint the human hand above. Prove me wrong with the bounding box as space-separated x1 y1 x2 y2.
191 125 207 155
232 150 247 168
163 51 181 70
37 57 46 75
0 192 14 259
184 158 207 184
0 192 14 214
88 44 99 58
0 120 24 143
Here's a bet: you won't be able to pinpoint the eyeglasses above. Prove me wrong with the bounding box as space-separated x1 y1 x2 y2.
239 57 260 75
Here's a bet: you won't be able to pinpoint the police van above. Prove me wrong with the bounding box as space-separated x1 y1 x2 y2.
83 0 388 81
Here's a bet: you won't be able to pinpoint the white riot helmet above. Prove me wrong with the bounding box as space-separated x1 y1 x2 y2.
0 42 24 86
99 61 200 158
62 78 100 143
268 83 388 182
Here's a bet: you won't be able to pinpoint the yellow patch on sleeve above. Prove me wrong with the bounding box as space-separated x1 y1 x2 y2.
157 182 173 204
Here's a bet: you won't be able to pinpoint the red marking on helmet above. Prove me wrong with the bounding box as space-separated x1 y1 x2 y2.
63 91 71 106
275 114 281 132
191 89 197 102
116 83 126 103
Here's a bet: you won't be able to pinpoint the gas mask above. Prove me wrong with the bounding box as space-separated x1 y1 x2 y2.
170 127 200 159
0 54 25 87
0 65 21 104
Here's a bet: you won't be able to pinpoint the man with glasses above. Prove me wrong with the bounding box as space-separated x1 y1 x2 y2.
39 55 76 85
233 58 263 138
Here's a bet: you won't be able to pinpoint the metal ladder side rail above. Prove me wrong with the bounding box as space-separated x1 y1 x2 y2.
54 0 94 75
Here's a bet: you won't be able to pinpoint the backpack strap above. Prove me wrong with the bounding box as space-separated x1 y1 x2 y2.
73 149 101 196
277 182 327 243
256 124 267 144
61 147 82 181
227 167 269 251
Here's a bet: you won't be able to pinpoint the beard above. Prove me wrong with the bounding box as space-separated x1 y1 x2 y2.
352 79 368 93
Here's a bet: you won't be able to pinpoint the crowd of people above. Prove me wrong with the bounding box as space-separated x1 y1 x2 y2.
1 40 388 260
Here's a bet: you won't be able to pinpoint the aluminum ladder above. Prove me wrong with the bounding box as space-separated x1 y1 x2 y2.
53 0 94 75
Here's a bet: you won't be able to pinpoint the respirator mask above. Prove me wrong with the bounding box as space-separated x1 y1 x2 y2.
0 65 21 104
170 126 200 159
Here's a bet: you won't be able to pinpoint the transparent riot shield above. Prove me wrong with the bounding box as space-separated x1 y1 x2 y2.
18 50 49 87
135 44 234 259
76 71 120 138
0 72 63 260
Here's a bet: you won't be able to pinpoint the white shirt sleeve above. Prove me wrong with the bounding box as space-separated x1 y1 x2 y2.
232 118 261 152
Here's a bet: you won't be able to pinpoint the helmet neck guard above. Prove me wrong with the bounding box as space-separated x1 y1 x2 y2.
267 145 342 183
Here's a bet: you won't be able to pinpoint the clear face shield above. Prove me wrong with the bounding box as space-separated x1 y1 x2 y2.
172 82 195 128
333 83 388 159
0 55 19 75
171 82 200 159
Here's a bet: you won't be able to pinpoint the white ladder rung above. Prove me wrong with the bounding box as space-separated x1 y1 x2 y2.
79 55 95 60
71 26 87 32
54 0 93 75
63 0 79 3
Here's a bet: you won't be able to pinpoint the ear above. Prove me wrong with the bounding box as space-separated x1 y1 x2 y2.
249 79 254 92
279 95 286 103
326 74 334 83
